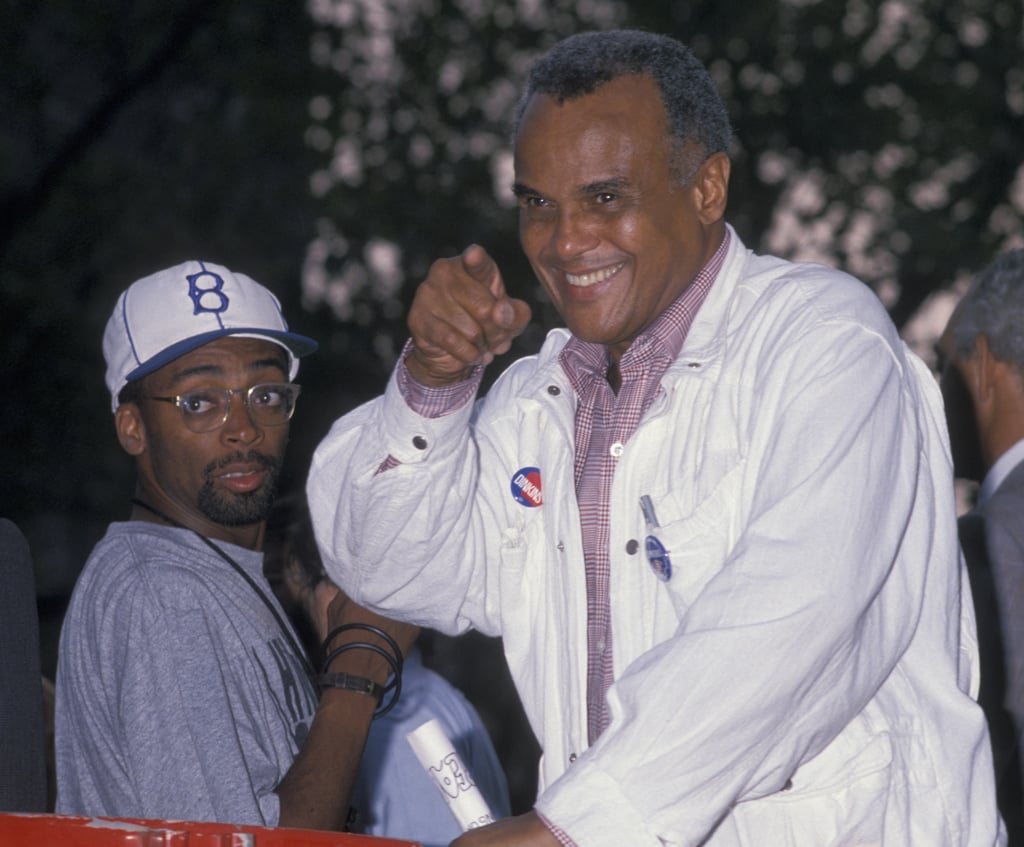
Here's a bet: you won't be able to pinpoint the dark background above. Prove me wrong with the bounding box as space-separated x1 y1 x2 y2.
3 0 1023 813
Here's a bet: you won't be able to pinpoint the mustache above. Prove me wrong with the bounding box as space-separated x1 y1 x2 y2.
202 450 280 478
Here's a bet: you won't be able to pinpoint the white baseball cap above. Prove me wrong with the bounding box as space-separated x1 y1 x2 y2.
103 260 318 411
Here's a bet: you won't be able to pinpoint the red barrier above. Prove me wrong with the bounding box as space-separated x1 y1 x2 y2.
0 813 422 846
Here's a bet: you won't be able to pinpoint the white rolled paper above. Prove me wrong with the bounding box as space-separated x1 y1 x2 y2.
407 718 496 831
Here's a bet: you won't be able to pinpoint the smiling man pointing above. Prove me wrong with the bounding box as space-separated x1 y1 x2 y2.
309 30 1003 847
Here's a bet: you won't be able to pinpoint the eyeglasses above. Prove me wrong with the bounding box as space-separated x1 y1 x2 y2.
145 383 301 433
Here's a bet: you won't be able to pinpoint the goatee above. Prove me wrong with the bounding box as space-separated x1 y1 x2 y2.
197 450 281 527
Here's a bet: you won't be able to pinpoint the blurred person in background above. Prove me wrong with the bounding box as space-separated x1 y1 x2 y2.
0 517 48 813
941 248 1024 844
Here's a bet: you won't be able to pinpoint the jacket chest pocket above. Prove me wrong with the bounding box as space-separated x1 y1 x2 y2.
631 454 748 617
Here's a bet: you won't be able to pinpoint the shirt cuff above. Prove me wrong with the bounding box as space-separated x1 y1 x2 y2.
536 763 664 847
535 809 576 847
396 338 484 418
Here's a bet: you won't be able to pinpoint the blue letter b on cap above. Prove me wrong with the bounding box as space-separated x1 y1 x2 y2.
188 269 230 315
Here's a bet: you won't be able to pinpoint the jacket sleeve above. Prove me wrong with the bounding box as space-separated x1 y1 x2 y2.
308 365 503 635
535 315 963 845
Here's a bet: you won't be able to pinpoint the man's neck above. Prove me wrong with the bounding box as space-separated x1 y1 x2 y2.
129 494 265 551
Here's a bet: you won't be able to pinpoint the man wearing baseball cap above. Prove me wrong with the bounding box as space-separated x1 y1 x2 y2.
54 261 418 830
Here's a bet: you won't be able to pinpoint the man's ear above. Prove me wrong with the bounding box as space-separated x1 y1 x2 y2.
974 335 997 406
692 151 731 226
115 404 147 457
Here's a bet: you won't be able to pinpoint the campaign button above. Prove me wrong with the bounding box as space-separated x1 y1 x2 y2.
511 467 542 507
645 535 672 581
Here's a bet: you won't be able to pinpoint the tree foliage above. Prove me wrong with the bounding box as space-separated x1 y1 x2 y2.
4 0 1022 534
302 0 1024 348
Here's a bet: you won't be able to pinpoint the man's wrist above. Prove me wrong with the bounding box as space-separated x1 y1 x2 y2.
404 346 474 387
316 671 385 702
397 338 483 418
321 623 404 717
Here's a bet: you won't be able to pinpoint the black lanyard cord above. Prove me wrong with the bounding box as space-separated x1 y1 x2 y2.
130 497 315 683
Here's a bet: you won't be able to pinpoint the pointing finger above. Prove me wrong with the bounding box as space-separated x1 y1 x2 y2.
461 244 506 300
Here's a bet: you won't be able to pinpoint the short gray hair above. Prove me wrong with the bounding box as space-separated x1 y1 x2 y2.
950 248 1024 374
512 30 732 182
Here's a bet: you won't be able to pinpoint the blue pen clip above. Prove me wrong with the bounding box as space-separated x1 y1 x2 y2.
639 495 672 582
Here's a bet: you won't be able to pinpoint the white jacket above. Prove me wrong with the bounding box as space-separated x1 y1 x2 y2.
309 229 1003 846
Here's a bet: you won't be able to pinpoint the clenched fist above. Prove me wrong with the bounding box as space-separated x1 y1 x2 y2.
406 244 532 386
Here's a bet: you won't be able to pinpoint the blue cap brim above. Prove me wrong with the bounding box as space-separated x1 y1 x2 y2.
124 328 318 384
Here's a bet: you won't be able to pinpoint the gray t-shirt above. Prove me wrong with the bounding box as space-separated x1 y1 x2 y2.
55 522 315 825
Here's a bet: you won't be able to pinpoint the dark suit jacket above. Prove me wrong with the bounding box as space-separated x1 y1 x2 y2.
961 460 1024 843
0 518 48 812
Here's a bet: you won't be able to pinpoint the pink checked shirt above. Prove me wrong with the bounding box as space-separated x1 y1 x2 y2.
397 233 730 843
559 232 729 744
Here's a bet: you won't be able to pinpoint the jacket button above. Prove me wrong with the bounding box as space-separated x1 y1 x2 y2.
556 541 565 552
412 435 427 450
625 539 639 555
547 385 561 395
568 753 577 763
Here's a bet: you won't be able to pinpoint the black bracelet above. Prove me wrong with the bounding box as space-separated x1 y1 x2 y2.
376 670 401 718
322 623 404 675
322 641 399 686
321 641 403 718
317 672 385 703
